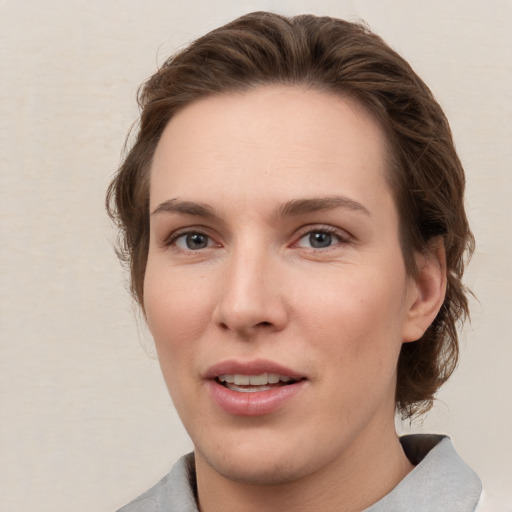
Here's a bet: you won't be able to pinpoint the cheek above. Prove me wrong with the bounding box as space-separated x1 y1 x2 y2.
143 265 213 365
298 274 407 425
294 265 408 369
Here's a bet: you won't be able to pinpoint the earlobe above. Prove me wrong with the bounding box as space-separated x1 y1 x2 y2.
402 239 447 343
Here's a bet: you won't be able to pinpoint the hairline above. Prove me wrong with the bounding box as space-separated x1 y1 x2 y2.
143 82 415 271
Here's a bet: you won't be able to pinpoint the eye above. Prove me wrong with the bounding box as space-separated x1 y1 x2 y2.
295 228 349 249
173 232 215 251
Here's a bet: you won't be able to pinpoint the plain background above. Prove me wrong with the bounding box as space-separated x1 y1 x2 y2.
1 0 511 510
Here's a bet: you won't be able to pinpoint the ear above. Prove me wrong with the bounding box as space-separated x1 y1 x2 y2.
402 239 447 343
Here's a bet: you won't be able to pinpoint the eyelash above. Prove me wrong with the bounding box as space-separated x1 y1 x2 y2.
163 225 351 253
163 228 216 252
293 225 351 250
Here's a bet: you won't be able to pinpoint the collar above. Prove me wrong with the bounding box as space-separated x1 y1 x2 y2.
117 434 481 512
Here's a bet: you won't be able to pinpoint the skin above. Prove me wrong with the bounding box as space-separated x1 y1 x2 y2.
144 85 446 512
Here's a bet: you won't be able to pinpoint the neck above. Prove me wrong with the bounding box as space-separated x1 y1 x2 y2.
195 422 413 512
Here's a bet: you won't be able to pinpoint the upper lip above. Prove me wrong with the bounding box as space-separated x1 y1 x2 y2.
203 359 305 381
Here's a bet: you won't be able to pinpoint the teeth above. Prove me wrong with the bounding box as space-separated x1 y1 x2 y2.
268 374 280 384
235 375 250 385
218 373 293 386
248 374 266 385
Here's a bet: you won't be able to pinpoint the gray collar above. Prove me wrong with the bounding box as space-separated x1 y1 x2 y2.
117 434 481 512
364 435 482 511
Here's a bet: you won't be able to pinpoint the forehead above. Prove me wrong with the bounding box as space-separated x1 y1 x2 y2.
149 85 392 215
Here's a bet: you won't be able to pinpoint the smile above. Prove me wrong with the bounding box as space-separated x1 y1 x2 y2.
217 373 295 392
204 360 307 416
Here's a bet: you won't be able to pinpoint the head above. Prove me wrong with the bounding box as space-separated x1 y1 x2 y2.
107 12 473 420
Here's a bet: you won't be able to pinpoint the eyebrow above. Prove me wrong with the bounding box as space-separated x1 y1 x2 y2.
151 195 370 220
151 199 219 220
274 195 371 219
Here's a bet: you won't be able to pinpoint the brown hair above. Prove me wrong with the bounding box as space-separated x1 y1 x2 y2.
106 11 474 418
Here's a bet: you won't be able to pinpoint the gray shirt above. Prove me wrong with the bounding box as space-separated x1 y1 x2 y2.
117 434 482 512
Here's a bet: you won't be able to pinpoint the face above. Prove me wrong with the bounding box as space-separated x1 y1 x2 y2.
144 86 420 486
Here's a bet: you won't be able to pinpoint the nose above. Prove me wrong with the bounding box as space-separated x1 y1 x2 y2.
212 244 288 337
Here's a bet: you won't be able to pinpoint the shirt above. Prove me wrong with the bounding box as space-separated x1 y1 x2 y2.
117 434 482 512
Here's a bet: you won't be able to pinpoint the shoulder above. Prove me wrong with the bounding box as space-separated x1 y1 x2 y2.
116 453 198 512
365 434 482 512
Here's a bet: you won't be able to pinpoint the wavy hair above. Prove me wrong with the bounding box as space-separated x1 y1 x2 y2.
106 12 474 418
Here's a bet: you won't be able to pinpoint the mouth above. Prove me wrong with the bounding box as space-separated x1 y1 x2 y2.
216 373 299 393
204 359 307 416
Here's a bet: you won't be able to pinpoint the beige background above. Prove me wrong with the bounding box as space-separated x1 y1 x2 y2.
1 0 511 510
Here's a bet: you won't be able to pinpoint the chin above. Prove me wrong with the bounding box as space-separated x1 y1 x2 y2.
194 428 330 487
201 449 311 486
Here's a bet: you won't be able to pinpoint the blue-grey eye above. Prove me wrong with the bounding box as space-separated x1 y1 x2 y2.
295 229 347 249
175 232 211 250
308 231 333 248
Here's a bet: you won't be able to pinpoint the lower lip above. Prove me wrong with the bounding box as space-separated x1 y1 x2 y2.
206 380 306 416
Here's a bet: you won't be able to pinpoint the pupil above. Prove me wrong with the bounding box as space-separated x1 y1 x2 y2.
186 233 208 249
310 232 331 248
